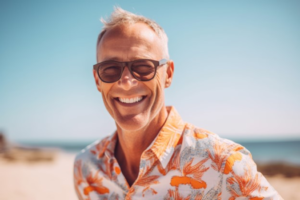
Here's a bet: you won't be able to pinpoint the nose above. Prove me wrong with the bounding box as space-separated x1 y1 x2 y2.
118 66 138 90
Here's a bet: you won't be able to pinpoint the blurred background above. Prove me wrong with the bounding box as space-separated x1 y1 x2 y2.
0 1 299 199
1 0 299 163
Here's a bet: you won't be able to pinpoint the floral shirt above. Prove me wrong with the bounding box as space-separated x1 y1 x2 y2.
74 106 282 200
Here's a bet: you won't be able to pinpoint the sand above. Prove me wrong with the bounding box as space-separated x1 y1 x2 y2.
0 151 299 200
0 152 77 200
265 175 300 200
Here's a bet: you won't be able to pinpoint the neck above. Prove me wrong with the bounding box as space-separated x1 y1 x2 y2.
115 106 168 186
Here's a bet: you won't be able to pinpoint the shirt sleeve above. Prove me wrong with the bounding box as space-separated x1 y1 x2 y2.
221 149 283 200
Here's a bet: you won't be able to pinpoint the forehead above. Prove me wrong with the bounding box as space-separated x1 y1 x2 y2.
97 23 163 62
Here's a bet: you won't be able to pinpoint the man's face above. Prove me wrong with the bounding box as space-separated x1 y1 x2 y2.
94 23 174 132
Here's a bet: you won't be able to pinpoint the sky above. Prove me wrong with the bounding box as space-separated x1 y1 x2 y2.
0 0 299 142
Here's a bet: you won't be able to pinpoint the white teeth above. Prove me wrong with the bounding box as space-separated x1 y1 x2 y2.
119 96 143 104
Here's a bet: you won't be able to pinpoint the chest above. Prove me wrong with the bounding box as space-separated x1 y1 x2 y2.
82 157 223 200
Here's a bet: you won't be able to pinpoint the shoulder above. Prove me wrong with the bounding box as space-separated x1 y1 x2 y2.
74 135 111 165
73 134 113 177
181 123 252 174
181 125 282 199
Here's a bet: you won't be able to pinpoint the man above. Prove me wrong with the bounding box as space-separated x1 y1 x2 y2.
74 7 282 200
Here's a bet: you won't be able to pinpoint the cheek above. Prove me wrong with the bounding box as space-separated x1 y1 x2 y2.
154 71 165 90
151 72 166 103
99 82 113 98
100 84 114 110
147 72 166 115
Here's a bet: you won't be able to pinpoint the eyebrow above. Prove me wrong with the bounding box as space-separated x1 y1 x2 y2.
101 55 154 62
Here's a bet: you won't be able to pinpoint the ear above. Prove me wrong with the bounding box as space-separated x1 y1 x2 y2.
93 70 102 93
164 60 174 88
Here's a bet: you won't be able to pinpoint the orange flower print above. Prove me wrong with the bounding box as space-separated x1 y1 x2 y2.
84 170 110 196
134 164 160 197
165 187 191 200
193 128 214 139
74 160 84 197
90 137 111 159
151 130 181 160
74 107 281 200
227 163 267 199
171 158 209 189
208 139 243 174
157 146 181 175
98 156 118 181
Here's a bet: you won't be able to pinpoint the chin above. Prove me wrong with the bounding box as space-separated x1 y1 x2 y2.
115 113 150 132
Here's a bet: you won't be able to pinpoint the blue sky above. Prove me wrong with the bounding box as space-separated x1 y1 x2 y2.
0 0 299 142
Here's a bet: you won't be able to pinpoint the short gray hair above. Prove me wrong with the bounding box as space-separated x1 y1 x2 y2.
97 7 169 59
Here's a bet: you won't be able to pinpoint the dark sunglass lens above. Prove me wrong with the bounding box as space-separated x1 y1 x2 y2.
98 62 122 82
131 60 155 81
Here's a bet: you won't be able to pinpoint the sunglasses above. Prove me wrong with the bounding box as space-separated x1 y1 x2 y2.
93 58 168 83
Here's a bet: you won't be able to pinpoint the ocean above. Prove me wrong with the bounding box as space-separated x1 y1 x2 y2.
19 139 300 165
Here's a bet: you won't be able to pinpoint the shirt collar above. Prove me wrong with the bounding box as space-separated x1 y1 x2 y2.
148 106 185 169
101 106 185 168
101 132 117 159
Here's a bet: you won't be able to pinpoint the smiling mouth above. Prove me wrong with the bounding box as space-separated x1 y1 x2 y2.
115 96 147 104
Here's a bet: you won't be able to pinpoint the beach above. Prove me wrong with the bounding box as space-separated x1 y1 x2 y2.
0 150 299 200
0 152 77 200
